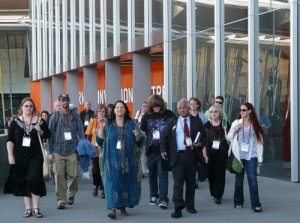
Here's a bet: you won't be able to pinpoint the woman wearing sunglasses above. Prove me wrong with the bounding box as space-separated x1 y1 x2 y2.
226 102 264 212
202 105 230 205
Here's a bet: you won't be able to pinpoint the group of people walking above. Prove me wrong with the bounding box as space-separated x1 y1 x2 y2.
3 93 264 219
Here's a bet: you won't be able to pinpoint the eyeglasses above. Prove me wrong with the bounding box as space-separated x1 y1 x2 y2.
215 101 223 105
24 105 33 108
209 110 218 114
240 109 248 112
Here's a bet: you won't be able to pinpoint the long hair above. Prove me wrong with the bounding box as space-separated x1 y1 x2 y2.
237 102 264 143
111 100 131 121
18 97 37 115
146 94 166 115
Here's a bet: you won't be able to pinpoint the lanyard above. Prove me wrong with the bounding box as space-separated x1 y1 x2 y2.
114 122 127 140
211 122 221 140
22 115 33 136
242 122 251 144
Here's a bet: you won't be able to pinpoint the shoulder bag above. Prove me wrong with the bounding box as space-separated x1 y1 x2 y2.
37 117 50 179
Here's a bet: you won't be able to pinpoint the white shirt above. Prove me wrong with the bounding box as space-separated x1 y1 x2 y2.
176 116 191 151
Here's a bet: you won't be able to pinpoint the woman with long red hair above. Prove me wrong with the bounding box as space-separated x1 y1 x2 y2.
226 102 264 212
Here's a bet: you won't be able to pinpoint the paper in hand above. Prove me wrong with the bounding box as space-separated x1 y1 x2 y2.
194 132 201 143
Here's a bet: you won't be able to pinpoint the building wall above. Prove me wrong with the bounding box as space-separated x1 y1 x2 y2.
30 1 299 182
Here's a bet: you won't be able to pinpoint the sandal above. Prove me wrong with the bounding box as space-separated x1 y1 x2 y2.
120 208 129 217
234 204 243 209
23 209 32 218
34 208 44 218
254 207 262 212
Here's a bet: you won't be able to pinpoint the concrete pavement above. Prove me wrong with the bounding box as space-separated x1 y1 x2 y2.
0 173 299 223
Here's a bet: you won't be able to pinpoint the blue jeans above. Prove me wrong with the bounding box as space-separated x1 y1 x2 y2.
147 153 169 203
234 157 261 210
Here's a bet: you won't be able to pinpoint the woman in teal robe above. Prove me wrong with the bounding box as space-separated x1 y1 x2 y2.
96 100 145 219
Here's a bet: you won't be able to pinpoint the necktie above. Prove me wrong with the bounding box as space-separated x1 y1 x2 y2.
183 118 192 154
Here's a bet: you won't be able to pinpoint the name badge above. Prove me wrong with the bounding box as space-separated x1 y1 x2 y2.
84 120 89 126
116 140 122 149
241 143 249 152
212 140 220 150
153 130 160 140
64 132 72 140
22 137 31 147
185 137 193 147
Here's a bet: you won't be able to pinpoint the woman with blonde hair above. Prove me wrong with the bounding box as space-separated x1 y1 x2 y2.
203 105 230 204
226 102 264 212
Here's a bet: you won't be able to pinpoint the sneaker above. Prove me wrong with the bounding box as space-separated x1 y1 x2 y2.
149 197 158 205
67 196 75 205
159 201 168 209
57 203 66 209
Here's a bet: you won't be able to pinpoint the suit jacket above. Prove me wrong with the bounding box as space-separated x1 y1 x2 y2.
160 115 206 168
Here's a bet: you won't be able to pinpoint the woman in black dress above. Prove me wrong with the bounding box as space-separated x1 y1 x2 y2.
4 97 50 218
202 105 230 204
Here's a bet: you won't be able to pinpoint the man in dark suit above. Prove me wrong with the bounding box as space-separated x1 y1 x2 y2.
160 98 206 218
80 101 94 134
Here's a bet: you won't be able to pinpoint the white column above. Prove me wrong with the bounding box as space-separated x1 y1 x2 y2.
42 0 48 77
55 0 61 73
101 0 107 60
37 0 42 79
290 0 299 182
79 0 85 66
48 0 54 75
62 0 68 71
144 0 152 47
31 0 37 79
248 0 259 108
128 0 135 52
105 61 121 103
186 0 196 98
215 0 225 99
70 0 76 69
113 0 120 56
163 0 172 108
89 0 96 63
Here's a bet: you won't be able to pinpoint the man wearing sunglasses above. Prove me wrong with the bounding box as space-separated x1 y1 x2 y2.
205 96 228 122
48 93 85 210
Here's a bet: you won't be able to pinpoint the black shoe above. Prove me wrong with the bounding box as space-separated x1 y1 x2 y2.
108 209 117 219
214 197 222 204
67 197 75 205
186 208 197 214
254 207 262 212
171 210 182 218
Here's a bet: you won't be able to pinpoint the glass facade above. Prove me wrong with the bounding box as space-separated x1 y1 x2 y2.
28 0 299 182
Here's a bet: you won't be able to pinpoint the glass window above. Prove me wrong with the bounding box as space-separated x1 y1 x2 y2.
195 30 215 113
95 0 101 60
153 0 163 30
135 0 144 37
195 2 214 33
120 0 128 44
107 0 113 48
171 36 187 111
171 0 186 40
258 8 290 181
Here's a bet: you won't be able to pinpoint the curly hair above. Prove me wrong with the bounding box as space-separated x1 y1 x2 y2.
189 97 201 111
94 104 107 118
237 102 264 143
146 94 166 115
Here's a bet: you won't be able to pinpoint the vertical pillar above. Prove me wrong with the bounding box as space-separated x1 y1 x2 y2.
40 79 52 112
186 0 196 98
83 66 98 109
66 71 80 107
163 0 172 108
248 0 259 107
52 75 64 108
113 0 120 56
105 61 121 103
101 0 107 60
215 0 225 100
133 53 151 114
290 0 299 182
128 0 135 52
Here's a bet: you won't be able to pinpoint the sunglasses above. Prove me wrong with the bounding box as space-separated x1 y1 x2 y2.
240 109 248 112
215 101 223 105
24 105 33 108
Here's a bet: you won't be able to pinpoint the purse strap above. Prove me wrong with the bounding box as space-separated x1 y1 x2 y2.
37 117 46 159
